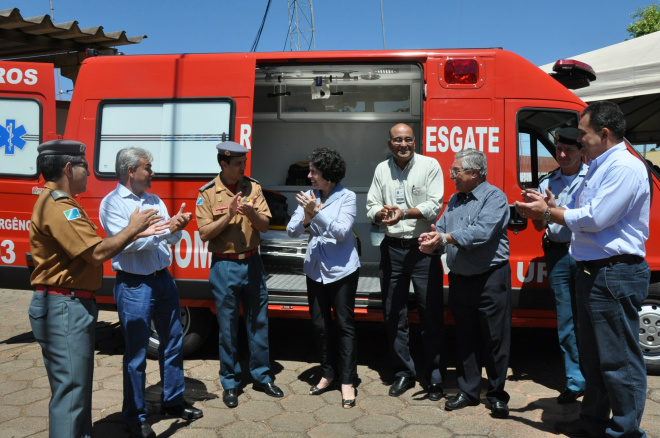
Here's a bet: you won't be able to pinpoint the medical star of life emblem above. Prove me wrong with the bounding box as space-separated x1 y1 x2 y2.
0 119 27 155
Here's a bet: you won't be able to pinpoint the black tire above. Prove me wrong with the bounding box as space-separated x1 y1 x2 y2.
147 307 213 359
639 284 660 374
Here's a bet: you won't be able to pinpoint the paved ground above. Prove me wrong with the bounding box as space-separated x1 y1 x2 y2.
1 287 659 438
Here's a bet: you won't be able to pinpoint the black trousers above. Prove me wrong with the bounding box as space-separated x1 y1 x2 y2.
306 269 360 385
380 241 445 384
448 262 512 404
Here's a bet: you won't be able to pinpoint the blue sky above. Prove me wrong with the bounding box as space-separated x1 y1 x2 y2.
10 0 649 66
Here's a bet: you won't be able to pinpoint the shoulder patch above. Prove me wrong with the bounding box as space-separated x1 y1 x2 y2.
63 208 81 221
245 175 260 185
50 190 70 201
196 197 204 206
199 180 215 192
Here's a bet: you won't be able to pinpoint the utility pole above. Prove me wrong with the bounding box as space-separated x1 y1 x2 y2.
287 0 316 51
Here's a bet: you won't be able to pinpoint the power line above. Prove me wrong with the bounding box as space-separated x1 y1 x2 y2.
251 0 273 52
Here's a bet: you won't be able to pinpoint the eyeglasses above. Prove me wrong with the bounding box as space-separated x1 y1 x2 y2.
71 161 89 170
449 168 472 177
391 136 414 144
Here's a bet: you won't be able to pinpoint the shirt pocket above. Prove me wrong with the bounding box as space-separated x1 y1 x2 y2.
411 186 427 205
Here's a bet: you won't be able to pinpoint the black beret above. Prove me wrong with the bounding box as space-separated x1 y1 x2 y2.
37 139 86 156
554 128 581 148
216 141 249 157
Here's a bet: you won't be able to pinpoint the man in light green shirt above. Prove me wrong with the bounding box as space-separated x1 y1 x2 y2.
366 123 445 401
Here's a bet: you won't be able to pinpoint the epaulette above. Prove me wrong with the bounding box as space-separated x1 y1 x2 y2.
245 176 260 184
199 180 215 192
50 190 70 201
538 167 559 184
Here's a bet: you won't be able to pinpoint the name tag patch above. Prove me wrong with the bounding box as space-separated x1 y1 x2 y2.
64 208 81 221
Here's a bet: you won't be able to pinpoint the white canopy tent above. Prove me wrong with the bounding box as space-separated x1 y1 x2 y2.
540 31 660 145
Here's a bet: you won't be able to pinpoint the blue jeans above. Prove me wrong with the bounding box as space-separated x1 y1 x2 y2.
29 291 97 438
576 259 649 438
545 245 585 392
114 270 185 424
210 255 272 389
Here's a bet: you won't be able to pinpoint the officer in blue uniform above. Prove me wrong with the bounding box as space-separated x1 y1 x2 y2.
195 141 283 408
28 140 161 438
531 127 587 403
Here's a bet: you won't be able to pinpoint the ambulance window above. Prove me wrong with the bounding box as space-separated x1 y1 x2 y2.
517 109 579 189
96 99 233 176
0 98 41 177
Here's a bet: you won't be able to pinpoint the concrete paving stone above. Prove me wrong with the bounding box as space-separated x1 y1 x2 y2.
307 422 358 438
234 399 283 421
1 415 48 437
277 359 311 372
354 434 397 438
16 348 43 361
650 389 660 403
185 361 220 381
98 372 123 391
361 379 391 396
513 381 559 398
96 354 123 367
396 404 444 424
279 393 325 412
31 374 50 389
22 397 49 417
273 368 299 385
268 411 318 432
9 365 52 381
216 420 271 438
356 395 405 415
183 358 205 370
491 420 558 438
167 426 219 438
398 424 452 438
92 388 123 409
0 378 28 396
3 387 50 405
177 405 236 428
642 409 660 435
443 411 494 435
0 404 21 422
93 364 122 382
354 413 405 433
313 404 363 423
0 358 34 374
288 377 317 395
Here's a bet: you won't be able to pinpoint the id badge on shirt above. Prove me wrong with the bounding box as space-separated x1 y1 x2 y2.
396 188 405 204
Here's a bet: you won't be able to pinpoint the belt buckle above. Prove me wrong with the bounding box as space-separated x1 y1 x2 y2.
238 253 246 260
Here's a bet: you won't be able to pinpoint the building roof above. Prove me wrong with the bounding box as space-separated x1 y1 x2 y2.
0 8 146 81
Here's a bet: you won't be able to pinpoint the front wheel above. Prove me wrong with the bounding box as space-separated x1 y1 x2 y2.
639 285 660 373
147 307 213 359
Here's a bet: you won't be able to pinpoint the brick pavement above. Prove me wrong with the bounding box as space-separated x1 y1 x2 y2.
1 288 659 438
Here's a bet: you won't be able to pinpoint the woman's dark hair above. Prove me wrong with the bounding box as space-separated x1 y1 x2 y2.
308 148 346 183
37 154 77 182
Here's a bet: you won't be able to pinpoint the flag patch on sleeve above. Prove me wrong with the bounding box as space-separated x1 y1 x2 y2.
196 197 204 206
64 208 81 221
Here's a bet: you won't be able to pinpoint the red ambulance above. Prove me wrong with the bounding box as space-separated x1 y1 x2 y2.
1 50 658 371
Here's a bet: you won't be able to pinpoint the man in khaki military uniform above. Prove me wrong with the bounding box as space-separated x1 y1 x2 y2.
28 140 164 438
196 141 283 408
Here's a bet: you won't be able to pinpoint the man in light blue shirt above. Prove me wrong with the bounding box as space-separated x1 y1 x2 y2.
517 102 650 438
100 147 202 438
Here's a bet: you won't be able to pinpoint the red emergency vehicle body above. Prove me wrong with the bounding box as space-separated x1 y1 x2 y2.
2 50 659 360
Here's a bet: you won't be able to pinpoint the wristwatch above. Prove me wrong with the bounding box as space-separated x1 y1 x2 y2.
402 209 408 220
542 208 552 223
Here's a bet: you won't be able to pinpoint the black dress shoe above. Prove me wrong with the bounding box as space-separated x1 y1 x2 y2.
253 382 284 398
309 379 335 395
555 419 594 437
125 421 156 438
161 400 203 420
223 388 239 408
490 401 509 418
342 387 357 409
444 392 479 411
557 388 585 404
428 383 444 401
389 376 415 397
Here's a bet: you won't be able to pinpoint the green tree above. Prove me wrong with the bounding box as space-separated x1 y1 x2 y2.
627 2 660 38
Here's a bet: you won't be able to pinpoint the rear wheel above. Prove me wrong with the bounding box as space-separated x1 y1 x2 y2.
639 285 660 373
147 307 213 359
